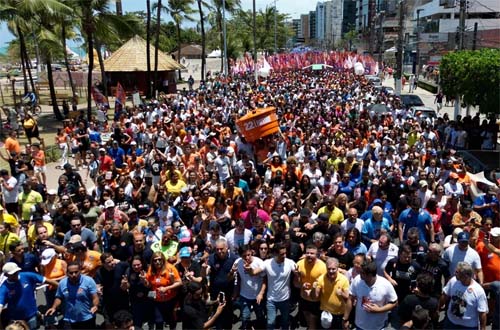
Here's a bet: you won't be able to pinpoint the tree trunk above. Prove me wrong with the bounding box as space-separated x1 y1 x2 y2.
85 17 94 121
22 47 36 95
95 42 108 97
62 24 77 98
153 0 162 95
198 0 206 81
146 0 152 98
218 10 223 72
46 57 63 120
177 22 182 81
116 0 123 15
17 26 29 94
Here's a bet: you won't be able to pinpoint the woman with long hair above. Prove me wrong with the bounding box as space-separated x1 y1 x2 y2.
144 252 183 329
128 256 154 329
344 227 367 255
426 198 444 243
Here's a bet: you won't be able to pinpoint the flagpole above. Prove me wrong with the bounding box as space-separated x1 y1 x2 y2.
223 0 228 76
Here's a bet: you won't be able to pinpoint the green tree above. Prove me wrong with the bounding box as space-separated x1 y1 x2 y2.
196 0 212 81
211 0 240 72
440 49 500 114
165 0 195 80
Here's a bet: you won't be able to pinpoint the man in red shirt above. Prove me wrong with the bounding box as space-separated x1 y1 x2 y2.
98 148 113 174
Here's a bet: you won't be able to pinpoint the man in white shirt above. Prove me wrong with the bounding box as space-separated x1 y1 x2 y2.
340 208 364 234
440 262 488 330
214 148 232 183
348 260 398 330
251 242 298 330
0 169 18 214
224 219 252 256
367 234 399 276
443 231 483 285
229 245 266 329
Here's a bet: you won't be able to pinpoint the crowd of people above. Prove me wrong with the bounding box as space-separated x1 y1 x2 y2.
0 67 498 330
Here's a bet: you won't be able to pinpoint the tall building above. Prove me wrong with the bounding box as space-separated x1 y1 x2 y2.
301 14 310 43
309 10 317 40
316 2 327 41
325 1 344 46
342 0 357 35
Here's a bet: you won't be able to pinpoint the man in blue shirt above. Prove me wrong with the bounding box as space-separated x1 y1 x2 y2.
46 262 99 329
0 262 58 330
398 197 434 244
108 140 125 168
8 242 39 273
473 185 499 220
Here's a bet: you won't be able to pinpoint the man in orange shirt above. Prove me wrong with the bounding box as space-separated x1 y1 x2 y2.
4 131 21 155
31 142 46 185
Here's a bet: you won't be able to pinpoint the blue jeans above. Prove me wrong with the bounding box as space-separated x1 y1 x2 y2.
239 296 265 329
266 299 290 330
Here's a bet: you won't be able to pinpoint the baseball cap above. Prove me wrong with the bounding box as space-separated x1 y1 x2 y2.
47 189 57 195
457 231 470 242
177 227 192 243
104 200 115 208
99 148 106 152
179 246 191 258
63 163 72 170
181 186 189 194
127 208 138 215
68 234 82 244
2 262 21 275
40 248 56 266
419 180 428 188
317 213 330 222
490 227 500 238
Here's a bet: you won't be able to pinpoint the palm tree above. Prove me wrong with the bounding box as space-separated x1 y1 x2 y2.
196 0 211 81
165 0 195 81
211 0 240 72
60 20 78 98
153 0 162 94
146 0 152 97
116 0 123 15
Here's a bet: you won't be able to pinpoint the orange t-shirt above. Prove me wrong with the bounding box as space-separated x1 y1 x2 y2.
68 250 102 277
44 258 67 290
4 137 21 154
33 150 45 166
146 263 181 302
476 240 500 283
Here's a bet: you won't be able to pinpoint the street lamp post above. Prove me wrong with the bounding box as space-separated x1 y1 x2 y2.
274 0 278 54
416 9 423 79
222 0 228 76
253 0 257 83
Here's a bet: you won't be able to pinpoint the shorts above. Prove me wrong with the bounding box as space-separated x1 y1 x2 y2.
34 165 46 173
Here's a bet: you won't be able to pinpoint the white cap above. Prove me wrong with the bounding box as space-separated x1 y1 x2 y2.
47 189 57 195
104 200 115 208
3 262 21 275
490 227 500 238
40 248 56 266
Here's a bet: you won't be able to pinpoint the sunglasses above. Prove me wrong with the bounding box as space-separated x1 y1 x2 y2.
153 259 163 263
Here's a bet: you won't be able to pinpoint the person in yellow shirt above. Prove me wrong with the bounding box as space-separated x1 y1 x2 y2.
165 172 186 198
294 245 327 329
317 196 345 225
308 257 351 330
27 214 54 248
0 222 20 255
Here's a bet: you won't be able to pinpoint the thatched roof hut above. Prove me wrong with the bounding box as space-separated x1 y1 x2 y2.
172 44 203 59
104 35 184 94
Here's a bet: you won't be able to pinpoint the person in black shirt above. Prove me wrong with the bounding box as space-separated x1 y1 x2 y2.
405 227 428 261
207 239 236 329
384 244 414 329
182 282 226 330
399 272 439 327
94 253 130 321
61 164 84 189
327 232 354 272
127 256 153 328
411 243 450 296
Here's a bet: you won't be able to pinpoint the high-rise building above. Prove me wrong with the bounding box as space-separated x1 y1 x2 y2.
301 14 310 42
309 10 317 40
316 2 327 41
342 0 357 36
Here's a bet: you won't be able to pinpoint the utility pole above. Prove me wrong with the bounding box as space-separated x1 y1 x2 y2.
454 0 466 119
222 0 228 76
377 11 385 66
253 0 257 83
368 0 376 55
472 21 478 50
416 9 423 78
274 0 278 54
395 1 405 95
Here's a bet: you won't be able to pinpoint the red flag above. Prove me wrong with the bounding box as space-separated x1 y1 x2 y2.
91 86 109 107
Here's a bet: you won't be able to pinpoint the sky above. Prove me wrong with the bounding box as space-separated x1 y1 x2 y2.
0 0 320 51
